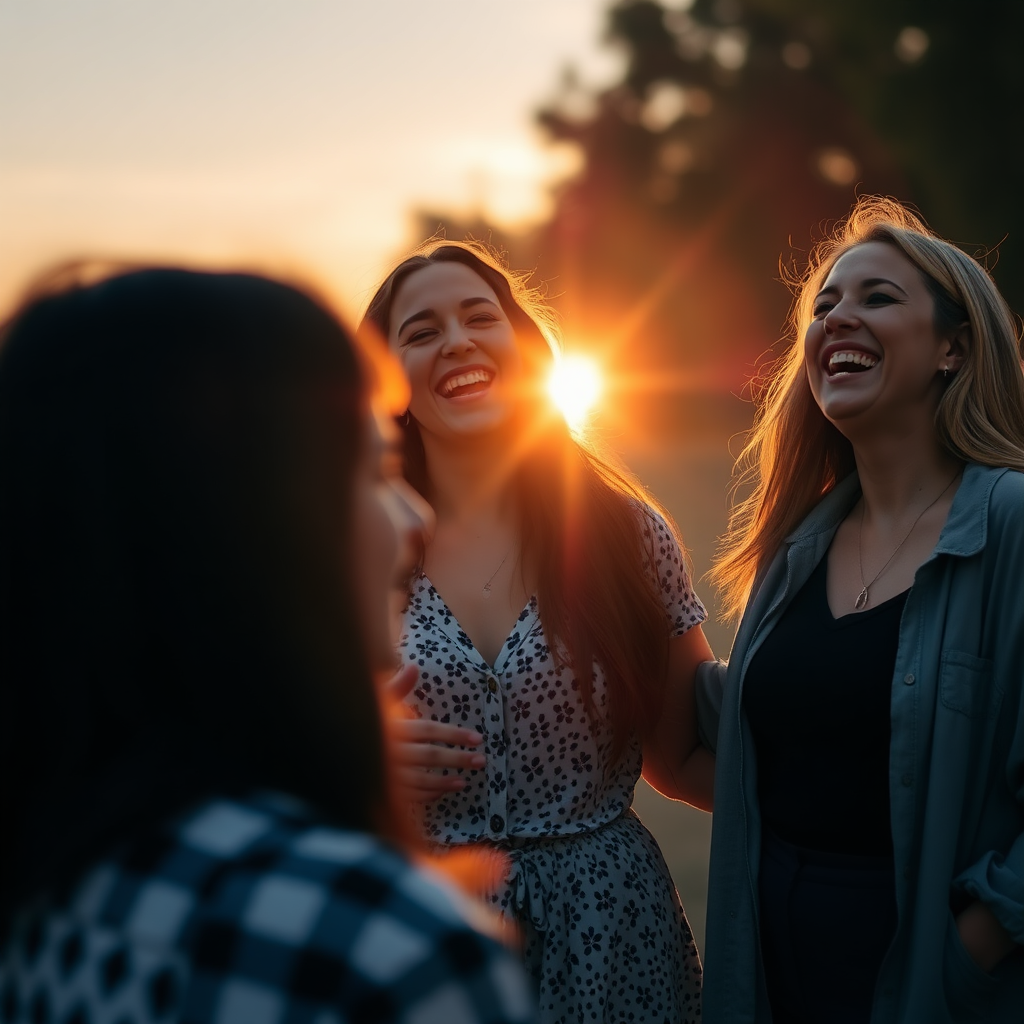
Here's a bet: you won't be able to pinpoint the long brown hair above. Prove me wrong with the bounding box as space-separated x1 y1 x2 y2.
712 196 1024 621
363 241 680 753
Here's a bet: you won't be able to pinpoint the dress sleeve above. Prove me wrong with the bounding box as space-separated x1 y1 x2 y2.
641 508 707 637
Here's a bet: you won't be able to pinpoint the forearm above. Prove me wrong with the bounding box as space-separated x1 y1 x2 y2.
642 743 715 811
641 626 716 809
956 900 1018 972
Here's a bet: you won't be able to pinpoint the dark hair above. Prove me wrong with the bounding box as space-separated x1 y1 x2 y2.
362 242 678 757
0 267 394 928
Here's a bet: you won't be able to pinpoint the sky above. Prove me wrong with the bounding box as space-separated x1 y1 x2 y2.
0 0 623 320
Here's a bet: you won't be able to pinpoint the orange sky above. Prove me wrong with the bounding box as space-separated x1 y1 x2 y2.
0 0 625 321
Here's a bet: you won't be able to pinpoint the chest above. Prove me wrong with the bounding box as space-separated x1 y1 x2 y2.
421 527 530 668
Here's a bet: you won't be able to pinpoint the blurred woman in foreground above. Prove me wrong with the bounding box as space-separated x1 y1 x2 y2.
364 242 714 1023
0 267 535 1024
701 197 1024 1023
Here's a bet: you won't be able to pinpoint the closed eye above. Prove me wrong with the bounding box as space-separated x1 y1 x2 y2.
812 301 834 318
865 291 899 305
404 328 438 345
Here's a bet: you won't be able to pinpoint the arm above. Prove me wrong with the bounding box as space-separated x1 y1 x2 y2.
951 472 1024 969
955 901 1017 972
381 664 485 802
641 623 716 811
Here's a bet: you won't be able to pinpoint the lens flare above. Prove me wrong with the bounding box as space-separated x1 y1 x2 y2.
548 355 602 432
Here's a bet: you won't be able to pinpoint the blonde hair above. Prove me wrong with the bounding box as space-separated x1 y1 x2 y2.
712 196 1024 621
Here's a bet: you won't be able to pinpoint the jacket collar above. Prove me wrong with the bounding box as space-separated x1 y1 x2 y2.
784 462 1007 559
933 462 1008 558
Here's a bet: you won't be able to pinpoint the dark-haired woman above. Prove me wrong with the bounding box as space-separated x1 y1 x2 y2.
700 198 1024 1023
0 267 535 1024
364 243 714 1023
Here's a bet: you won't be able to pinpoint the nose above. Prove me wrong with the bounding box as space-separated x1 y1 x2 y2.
440 318 477 356
823 299 858 335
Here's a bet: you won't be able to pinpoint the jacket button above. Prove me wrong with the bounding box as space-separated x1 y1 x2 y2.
903 673 915 685
902 773 913 787
490 814 504 832
487 677 498 693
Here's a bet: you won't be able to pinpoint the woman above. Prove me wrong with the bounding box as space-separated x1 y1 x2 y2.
363 242 714 1023
0 267 535 1024
701 197 1024 1023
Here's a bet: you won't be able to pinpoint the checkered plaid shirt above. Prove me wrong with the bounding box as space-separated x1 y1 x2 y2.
0 793 534 1024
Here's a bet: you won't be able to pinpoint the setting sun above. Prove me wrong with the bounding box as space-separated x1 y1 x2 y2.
548 354 603 432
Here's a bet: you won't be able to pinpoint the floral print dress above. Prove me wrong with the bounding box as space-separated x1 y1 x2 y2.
398 512 706 1023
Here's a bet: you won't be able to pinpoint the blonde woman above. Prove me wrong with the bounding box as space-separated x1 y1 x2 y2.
700 198 1024 1023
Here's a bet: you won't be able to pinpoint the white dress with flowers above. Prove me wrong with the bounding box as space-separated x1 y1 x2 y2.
398 512 706 1023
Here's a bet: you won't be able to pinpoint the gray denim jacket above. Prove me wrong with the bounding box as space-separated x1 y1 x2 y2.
698 463 1024 1023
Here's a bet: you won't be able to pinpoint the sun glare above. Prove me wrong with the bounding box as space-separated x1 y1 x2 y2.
548 354 603 432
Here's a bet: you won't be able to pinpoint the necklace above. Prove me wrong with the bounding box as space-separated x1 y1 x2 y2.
855 469 961 610
482 542 515 598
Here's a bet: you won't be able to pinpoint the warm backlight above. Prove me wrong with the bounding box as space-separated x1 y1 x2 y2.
548 355 602 431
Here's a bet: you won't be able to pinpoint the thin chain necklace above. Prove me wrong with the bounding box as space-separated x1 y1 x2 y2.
855 469 961 610
482 542 515 598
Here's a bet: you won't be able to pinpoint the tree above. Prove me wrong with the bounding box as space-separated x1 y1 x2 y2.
414 0 1024 435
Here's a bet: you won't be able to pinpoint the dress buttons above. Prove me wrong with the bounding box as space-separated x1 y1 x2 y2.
487 677 498 694
490 814 505 833
902 773 913 787
903 673 915 686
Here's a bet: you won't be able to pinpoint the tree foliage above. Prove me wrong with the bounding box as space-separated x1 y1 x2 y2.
419 0 1024 411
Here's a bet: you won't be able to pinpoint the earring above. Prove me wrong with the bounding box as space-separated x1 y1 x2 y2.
942 366 952 379
398 409 411 427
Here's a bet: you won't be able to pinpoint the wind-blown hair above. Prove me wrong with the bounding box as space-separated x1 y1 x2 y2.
713 196 1024 620
0 267 400 930
363 241 679 754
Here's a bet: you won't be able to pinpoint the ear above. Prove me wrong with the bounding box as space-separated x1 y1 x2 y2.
941 322 971 374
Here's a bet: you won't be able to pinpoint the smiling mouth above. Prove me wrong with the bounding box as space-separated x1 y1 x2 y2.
438 368 494 398
827 351 878 377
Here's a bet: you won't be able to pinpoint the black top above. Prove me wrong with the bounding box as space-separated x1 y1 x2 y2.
743 556 908 856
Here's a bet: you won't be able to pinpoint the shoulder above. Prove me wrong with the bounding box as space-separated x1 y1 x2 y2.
65 793 533 1024
988 468 1024 517
985 469 1024 561
633 500 680 551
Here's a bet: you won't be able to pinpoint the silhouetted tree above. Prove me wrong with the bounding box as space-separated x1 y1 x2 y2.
411 0 1023 430
538 1 1022 346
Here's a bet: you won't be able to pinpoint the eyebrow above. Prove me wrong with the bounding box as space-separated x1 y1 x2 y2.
815 277 909 300
397 297 499 336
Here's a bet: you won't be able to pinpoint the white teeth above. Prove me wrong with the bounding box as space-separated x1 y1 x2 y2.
828 351 878 373
442 369 491 394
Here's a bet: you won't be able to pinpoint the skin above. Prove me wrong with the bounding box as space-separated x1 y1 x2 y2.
351 412 433 672
384 261 716 810
803 240 1015 971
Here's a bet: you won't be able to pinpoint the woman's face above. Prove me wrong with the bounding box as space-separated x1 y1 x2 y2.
351 412 433 670
803 241 962 434
387 262 524 441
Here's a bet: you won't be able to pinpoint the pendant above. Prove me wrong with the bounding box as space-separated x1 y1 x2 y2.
855 586 869 610
482 583 492 598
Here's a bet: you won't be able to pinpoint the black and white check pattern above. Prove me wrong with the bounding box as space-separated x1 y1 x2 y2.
0 793 534 1024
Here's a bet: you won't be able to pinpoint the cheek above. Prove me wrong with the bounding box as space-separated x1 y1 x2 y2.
803 321 822 360
803 325 824 380
398 352 433 407
352 489 396 597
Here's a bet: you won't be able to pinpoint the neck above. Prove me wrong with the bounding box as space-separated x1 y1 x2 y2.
420 430 517 524
852 433 963 521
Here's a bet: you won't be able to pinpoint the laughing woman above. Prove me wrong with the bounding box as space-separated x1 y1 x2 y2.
363 242 714 1023
701 197 1024 1023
